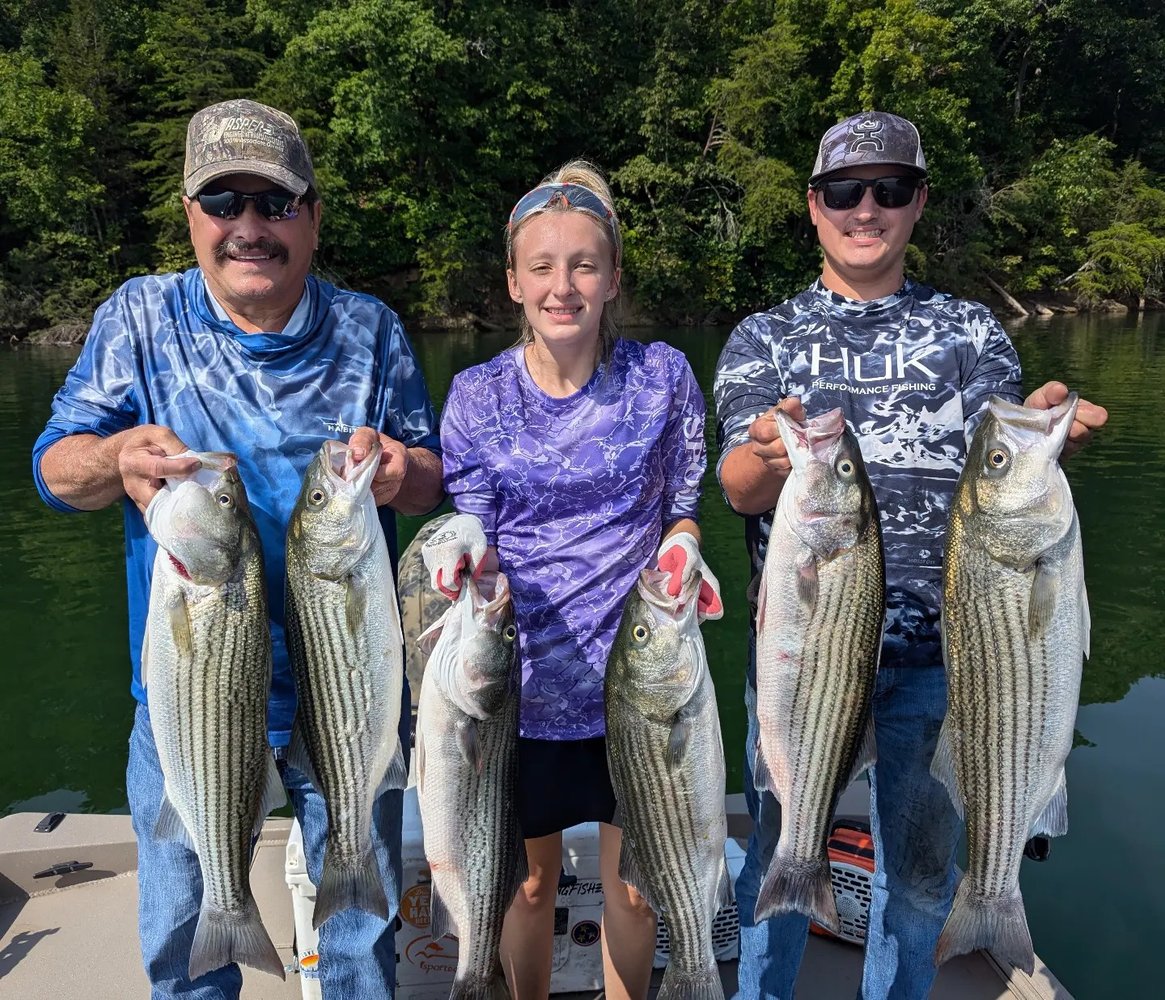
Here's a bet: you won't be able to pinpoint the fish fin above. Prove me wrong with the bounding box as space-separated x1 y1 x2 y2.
385 738 409 790
796 553 818 607
189 896 285 981
189 890 285 979
415 727 427 792
618 836 664 916
254 754 286 834
929 720 965 820
752 740 775 797
312 849 388 930
658 963 725 1000
1081 580 1091 660
755 566 767 632
168 592 193 662
666 713 692 770
287 726 322 791
456 717 483 773
848 716 877 783
1028 561 1059 637
1031 769 1069 837
418 604 453 657
154 789 194 849
345 574 367 637
429 882 456 941
509 833 529 904
450 973 511 1000
716 852 735 909
754 852 837 930
935 878 1034 976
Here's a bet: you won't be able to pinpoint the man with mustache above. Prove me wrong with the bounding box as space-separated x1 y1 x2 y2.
33 99 443 999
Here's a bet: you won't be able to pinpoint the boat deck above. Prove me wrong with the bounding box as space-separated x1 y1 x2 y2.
0 793 1072 1000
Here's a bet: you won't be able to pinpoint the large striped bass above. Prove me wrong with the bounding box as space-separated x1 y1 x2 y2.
752 408 884 930
285 440 407 929
605 568 731 1000
933 394 1089 974
143 452 285 981
416 566 522 999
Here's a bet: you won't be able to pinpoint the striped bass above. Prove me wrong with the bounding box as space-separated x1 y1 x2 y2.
143 451 285 981
752 408 884 931
605 567 731 1000
285 440 407 929
933 394 1089 974
416 568 521 999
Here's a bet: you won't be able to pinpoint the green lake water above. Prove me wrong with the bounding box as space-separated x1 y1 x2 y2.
2 312 1161 998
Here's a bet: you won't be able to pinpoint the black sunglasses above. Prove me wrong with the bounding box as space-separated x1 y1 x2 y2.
812 175 922 211
196 188 303 221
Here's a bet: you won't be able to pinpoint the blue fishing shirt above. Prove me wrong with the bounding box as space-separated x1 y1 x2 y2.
32 268 440 744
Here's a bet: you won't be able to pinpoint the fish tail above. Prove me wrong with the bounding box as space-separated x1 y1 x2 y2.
188 898 285 981
450 973 511 999
935 880 1034 976
658 963 725 1000
312 850 388 929
754 855 837 930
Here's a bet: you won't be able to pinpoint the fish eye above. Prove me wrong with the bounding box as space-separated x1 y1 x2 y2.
216 492 234 508
502 624 517 642
631 623 650 644
987 448 1009 470
309 488 326 505
836 458 855 478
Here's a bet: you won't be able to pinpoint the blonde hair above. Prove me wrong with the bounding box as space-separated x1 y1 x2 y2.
506 159 622 360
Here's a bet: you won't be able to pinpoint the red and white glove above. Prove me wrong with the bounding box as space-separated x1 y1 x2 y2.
656 532 723 621
422 514 489 600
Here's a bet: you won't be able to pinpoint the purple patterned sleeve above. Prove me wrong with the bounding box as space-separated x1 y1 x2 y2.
660 356 707 525
440 374 499 544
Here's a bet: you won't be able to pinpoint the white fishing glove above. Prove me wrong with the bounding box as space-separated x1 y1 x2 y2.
422 514 489 600
656 532 724 621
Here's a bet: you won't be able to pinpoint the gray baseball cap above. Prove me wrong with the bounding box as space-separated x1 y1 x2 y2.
808 111 927 185
183 99 316 198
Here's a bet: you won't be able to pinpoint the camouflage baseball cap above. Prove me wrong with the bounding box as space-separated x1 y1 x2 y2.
183 99 316 198
808 111 927 185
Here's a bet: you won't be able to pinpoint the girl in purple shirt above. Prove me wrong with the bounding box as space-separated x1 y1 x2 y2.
425 161 722 999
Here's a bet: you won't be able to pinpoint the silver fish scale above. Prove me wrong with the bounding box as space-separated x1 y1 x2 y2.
757 516 883 868
285 554 396 868
417 687 520 979
942 518 1083 902
607 679 726 976
151 547 271 915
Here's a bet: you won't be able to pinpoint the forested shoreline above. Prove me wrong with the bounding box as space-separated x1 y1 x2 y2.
2 0 1163 340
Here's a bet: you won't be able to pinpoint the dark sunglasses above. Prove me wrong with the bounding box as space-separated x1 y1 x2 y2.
508 183 615 230
196 188 303 221
812 175 922 211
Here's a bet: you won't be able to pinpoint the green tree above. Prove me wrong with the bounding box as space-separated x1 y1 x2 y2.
135 0 268 269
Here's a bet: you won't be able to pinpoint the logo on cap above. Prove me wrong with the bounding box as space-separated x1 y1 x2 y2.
849 118 885 153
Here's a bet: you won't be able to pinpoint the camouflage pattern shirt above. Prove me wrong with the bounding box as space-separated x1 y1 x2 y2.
714 279 1023 672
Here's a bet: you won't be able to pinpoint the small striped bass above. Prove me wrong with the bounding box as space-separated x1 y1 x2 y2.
934 394 1089 974
606 567 731 1000
143 451 285 981
285 440 407 929
416 565 521 999
752 408 884 931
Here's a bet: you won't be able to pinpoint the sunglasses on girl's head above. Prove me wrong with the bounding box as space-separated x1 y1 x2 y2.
812 175 922 211
195 188 303 222
508 183 615 229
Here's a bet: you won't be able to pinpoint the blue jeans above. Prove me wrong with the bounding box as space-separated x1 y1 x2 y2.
734 658 961 1000
127 695 408 999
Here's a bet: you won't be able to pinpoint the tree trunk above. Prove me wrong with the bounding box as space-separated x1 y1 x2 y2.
984 275 1030 317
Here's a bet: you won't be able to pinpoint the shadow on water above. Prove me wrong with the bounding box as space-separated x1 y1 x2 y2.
2 311 1163 995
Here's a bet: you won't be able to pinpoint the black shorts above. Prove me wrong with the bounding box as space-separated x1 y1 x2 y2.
517 736 617 839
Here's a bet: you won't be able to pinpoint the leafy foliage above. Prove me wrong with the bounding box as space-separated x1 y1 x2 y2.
1 0 1162 335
